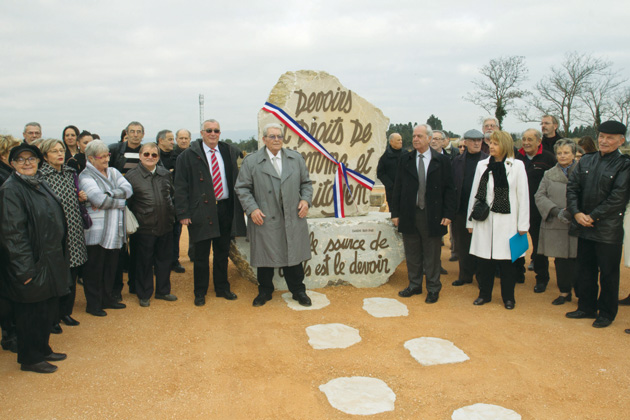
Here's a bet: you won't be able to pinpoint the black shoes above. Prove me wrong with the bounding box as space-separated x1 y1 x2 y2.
425 292 439 304
504 300 515 310
452 279 472 286
21 361 57 374
139 299 150 307
216 290 237 300
293 292 312 307
1 334 17 353
104 302 126 309
566 310 597 319
534 283 547 293
171 262 186 273
253 293 272 307
449 255 459 262
619 294 630 306
473 297 490 306
61 315 80 326
527 262 535 271
87 309 107 317
398 286 422 298
51 324 63 334
440 266 448 275
44 352 67 362
194 296 206 307
155 294 178 301
592 317 612 328
552 294 571 305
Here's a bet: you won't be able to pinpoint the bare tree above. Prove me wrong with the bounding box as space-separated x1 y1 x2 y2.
611 87 630 130
525 52 609 136
464 56 529 128
580 70 626 130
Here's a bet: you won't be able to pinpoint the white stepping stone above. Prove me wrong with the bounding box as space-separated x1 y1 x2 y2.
362 297 409 318
452 403 521 420
281 291 329 310
319 376 395 415
404 337 470 366
306 323 361 350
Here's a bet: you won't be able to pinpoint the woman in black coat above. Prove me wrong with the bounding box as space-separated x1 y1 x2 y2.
0 144 71 374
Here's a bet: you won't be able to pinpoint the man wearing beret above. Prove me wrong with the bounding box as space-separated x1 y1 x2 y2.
566 120 630 328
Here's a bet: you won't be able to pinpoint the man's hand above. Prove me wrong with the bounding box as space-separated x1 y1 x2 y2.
574 212 594 227
298 200 309 218
251 209 266 226
392 217 399 227
180 218 192 226
467 228 473 233
24 278 32 285
440 218 451 226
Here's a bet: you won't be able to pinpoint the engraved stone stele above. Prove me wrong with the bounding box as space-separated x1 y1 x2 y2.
319 376 396 415
452 403 521 420
404 337 470 366
257 70 389 218
231 212 405 290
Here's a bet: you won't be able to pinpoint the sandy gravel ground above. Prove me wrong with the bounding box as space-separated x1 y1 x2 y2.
2 230 630 420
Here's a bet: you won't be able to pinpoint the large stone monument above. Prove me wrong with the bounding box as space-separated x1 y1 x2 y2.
232 70 404 289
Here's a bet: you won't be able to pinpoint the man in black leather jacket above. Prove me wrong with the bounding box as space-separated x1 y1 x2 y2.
566 120 630 328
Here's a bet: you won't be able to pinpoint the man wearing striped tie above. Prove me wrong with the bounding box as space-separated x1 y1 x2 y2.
174 119 246 307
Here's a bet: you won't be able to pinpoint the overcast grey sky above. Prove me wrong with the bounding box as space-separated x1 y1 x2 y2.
1 0 628 143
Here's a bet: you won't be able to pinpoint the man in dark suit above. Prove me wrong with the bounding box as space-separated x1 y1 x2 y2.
451 129 488 286
174 119 246 306
391 124 456 303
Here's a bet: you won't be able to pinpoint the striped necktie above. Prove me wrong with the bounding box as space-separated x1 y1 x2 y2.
209 149 224 200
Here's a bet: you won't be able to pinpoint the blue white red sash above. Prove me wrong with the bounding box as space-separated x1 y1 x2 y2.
262 102 375 218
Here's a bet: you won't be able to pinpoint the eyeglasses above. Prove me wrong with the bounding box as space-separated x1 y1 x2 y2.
13 156 39 165
203 129 221 134
142 152 159 158
94 153 111 160
266 135 284 140
458 145 466 149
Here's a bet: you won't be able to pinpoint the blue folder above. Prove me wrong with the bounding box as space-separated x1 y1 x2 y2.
509 232 529 262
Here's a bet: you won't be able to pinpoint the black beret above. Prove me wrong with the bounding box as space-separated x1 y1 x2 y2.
599 120 627 135
8 143 44 163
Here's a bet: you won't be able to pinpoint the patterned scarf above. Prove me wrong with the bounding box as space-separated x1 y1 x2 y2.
474 157 510 214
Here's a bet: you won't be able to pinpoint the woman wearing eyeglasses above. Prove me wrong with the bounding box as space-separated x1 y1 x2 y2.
0 144 72 373
78 140 133 317
124 143 177 307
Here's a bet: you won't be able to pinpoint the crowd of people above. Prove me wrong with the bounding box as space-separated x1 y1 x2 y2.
0 115 628 375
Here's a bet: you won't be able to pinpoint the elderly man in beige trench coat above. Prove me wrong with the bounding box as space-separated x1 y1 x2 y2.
235 123 313 307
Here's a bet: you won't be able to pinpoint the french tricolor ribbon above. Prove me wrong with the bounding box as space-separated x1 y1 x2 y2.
262 101 374 218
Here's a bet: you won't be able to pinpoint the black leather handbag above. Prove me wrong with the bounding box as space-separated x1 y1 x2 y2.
469 200 490 221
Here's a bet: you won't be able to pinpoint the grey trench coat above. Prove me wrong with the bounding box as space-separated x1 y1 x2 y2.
235 147 313 267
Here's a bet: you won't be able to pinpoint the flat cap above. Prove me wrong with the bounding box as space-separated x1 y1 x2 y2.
599 120 627 135
463 129 484 139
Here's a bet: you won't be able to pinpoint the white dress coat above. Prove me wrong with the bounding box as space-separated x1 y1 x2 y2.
466 157 530 260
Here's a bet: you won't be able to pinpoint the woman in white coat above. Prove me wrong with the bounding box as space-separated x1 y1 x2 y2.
466 131 529 309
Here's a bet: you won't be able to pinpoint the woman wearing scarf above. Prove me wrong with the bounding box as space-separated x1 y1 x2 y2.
0 144 71 373
534 139 579 305
466 130 529 310
79 140 133 317
39 139 89 330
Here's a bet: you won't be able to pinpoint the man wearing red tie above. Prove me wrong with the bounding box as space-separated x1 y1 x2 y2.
174 120 246 306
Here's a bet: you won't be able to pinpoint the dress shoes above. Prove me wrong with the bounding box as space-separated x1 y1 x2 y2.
139 299 150 307
452 279 472 286
440 266 448 275
1 335 17 353
44 352 67 362
87 309 107 317
504 300 515 310
77 277 84 286
592 317 613 328
534 283 548 293
625 329 630 334
293 292 312 307
171 262 186 273
515 274 525 284
551 294 571 305
425 292 439 304
155 293 178 301
449 254 459 262
527 261 535 271
473 297 490 306
61 315 80 326
565 310 597 319
252 293 272 307
21 361 57 374
216 290 237 300
619 294 630 306
51 324 63 334
104 302 126 309
194 296 206 307
398 286 422 298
